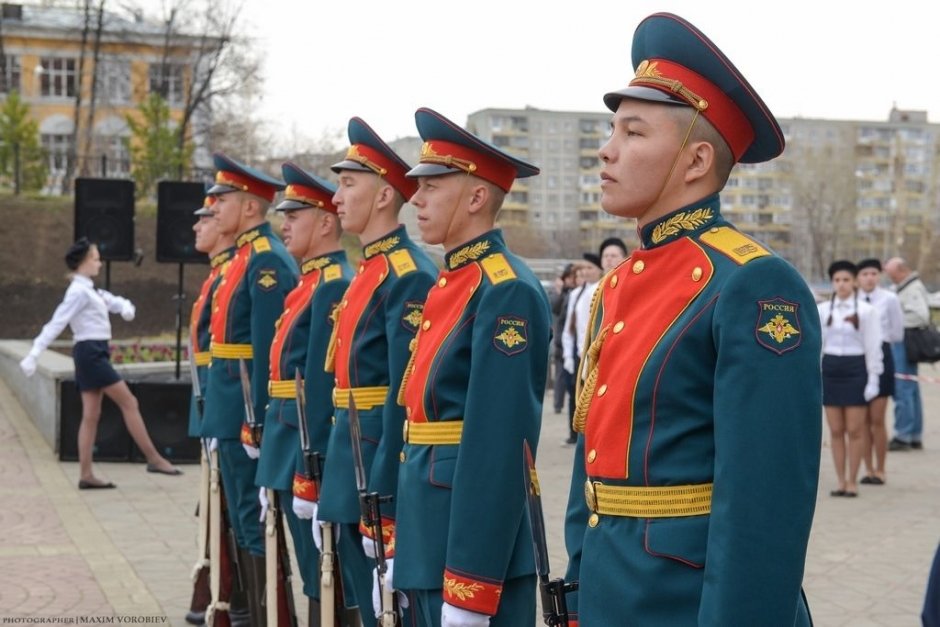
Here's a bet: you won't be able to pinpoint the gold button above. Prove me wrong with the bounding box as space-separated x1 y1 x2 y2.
334 378 339 385
438 277 447 288
331 415 336 425
379 273 386 281
610 275 619 288
220 279 226 285
213 307 219 313
692 267 703 282
598 384 608 397
587 449 597 463
613 321 625 334
399 452 406 463
710 227 719 233
284 308 290 314
588 513 599 528
633 260 645 274
298 280 304 287
422 320 431 331
406 406 412 417
342 299 348 307
337 338 342 346
358 266 364 274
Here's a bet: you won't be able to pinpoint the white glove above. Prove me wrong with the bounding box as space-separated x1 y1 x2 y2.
258 487 269 522
242 442 260 459
120 301 136 321
293 496 316 520
563 356 575 375
441 602 490 627
312 514 326 551
362 534 379 559
864 377 879 402
371 559 408 618
206 438 219 452
19 354 37 377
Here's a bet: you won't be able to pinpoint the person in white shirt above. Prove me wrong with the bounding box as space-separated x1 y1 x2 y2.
19 238 180 489
817 260 883 498
856 258 904 485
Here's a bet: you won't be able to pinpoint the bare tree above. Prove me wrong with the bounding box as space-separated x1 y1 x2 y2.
62 0 93 192
80 0 107 177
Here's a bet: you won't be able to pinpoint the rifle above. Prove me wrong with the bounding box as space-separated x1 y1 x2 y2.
523 440 578 626
348 393 398 627
238 358 263 446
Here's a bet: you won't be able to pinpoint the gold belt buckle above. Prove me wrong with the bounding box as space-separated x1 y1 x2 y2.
584 480 598 513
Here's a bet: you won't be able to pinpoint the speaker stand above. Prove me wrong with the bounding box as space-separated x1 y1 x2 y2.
172 263 186 380
104 260 112 292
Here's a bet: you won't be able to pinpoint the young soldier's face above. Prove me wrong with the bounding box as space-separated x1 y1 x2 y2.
281 208 317 259
193 215 220 254
333 170 380 235
212 192 245 237
410 173 467 247
599 99 685 221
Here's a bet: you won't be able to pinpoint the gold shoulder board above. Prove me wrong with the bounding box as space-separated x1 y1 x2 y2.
323 264 342 282
699 227 769 265
388 249 417 277
481 253 517 284
252 237 272 253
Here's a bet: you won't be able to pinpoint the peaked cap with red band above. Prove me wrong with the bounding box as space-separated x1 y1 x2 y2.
331 117 418 199
406 107 540 193
603 13 784 164
193 194 216 217
207 152 285 202
276 162 338 214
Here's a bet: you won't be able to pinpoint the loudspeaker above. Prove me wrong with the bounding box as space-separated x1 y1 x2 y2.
156 181 208 264
129 378 201 464
74 178 135 262
58 379 132 462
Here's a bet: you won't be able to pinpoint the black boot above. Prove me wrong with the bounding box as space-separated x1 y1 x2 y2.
308 598 321 627
246 554 267 627
229 589 251 627
341 607 363 627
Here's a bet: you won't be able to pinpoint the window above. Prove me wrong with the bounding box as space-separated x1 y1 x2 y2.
0 55 21 93
41 133 72 174
97 59 131 104
149 63 185 104
39 57 77 97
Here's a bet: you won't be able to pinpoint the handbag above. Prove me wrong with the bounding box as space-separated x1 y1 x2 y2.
903 325 940 363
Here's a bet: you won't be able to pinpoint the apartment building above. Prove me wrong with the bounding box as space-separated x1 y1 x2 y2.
0 2 207 188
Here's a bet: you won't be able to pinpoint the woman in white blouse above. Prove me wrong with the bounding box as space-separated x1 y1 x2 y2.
19 238 180 489
817 260 883 498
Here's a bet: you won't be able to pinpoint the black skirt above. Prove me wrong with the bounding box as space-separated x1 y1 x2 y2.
73 340 121 391
822 354 866 407
878 342 895 398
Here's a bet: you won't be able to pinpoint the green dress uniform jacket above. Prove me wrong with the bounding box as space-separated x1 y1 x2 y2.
394 230 551 619
318 225 437 529
564 194 821 626
188 249 233 437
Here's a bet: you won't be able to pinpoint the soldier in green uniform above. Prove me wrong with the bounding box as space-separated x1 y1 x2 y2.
254 162 354 624
316 117 437 625
563 13 822 626
186 195 239 627
202 154 298 626
391 107 551 627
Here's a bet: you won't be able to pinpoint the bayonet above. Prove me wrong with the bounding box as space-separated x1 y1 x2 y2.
348 393 398 627
238 358 262 446
189 338 204 418
524 439 578 626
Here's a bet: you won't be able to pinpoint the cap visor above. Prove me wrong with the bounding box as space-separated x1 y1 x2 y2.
207 183 240 196
193 207 214 217
405 163 463 179
603 85 689 112
330 159 373 174
275 199 313 212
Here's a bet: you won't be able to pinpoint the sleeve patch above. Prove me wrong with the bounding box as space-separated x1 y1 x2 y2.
481 253 517 284
388 249 417 277
252 237 272 253
401 301 424 332
699 227 769 264
755 298 802 355
493 316 528 356
323 264 342 282
257 268 278 291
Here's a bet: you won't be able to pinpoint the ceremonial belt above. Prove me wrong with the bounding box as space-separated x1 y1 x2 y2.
332 386 389 410
403 420 463 445
585 481 712 518
268 379 301 399
193 351 211 366
210 342 254 359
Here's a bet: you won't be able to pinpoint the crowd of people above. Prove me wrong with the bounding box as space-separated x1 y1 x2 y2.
15 9 939 627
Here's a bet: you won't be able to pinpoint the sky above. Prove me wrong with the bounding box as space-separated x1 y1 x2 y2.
186 0 940 147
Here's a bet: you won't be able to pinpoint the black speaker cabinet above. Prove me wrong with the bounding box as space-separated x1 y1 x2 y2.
156 181 208 264
74 178 136 262
58 379 131 462
129 376 201 464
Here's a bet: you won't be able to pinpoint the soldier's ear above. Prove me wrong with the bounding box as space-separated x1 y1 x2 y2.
684 140 715 186
467 183 489 216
